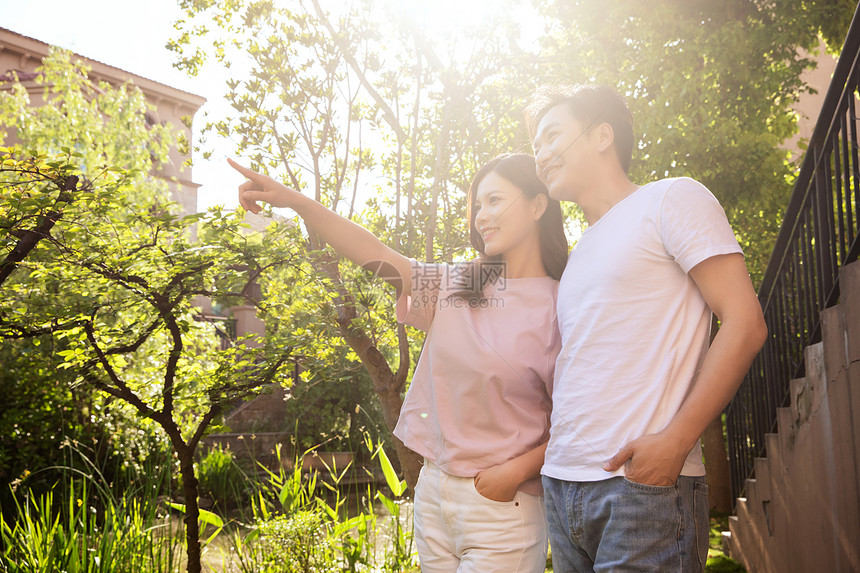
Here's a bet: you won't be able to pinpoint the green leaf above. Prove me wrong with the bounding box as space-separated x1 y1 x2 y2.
198 507 224 529
375 491 397 515
167 502 223 529
375 446 407 497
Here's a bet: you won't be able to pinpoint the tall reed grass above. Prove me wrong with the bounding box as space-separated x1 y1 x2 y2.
1 444 183 572
1 438 418 573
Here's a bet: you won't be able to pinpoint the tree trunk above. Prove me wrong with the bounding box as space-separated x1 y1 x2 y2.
340 327 423 495
375 386 424 494
703 415 732 512
312 255 424 494
176 444 203 573
704 314 732 512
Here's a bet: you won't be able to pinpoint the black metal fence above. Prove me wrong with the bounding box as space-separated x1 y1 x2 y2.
725 8 860 502
193 314 237 350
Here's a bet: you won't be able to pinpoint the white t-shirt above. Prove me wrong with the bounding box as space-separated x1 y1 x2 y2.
394 260 560 494
543 177 743 482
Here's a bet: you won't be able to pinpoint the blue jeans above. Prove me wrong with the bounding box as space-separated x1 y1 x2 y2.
542 475 709 573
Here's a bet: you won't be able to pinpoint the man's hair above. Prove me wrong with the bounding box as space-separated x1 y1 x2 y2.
524 84 634 174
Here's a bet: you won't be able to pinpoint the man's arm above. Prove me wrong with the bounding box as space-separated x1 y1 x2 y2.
603 253 767 485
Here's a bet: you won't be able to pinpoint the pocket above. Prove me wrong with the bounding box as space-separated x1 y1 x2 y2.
693 480 710 568
621 477 678 493
470 478 518 506
414 463 433 504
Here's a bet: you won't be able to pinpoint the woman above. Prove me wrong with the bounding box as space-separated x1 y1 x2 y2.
230 153 567 572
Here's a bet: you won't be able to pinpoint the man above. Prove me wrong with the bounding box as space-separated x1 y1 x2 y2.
526 84 767 572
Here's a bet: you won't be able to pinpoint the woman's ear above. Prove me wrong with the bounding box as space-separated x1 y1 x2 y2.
532 193 548 221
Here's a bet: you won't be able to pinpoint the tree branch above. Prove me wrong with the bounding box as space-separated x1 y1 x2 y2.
0 317 85 339
310 0 407 143
393 323 410 393
82 319 157 419
0 174 81 286
159 298 185 418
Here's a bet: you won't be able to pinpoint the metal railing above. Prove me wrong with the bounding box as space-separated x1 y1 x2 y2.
725 7 860 501
193 313 237 350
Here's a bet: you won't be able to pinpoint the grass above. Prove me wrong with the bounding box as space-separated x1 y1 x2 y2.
706 513 747 573
1 439 418 572
1 476 184 572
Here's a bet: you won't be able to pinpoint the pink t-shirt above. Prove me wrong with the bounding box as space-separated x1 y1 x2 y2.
393 260 560 495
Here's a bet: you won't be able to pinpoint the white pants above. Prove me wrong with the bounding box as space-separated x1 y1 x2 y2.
413 461 548 573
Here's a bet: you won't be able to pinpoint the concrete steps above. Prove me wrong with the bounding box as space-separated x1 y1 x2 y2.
723 260 860 573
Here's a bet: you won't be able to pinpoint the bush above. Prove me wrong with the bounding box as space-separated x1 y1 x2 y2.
197 443 248 508
282 369 389 458
256 511 338 573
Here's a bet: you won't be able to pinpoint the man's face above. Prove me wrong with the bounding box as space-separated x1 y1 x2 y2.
532 103 594 203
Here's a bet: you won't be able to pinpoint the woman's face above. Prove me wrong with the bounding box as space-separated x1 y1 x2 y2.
472 171 543 257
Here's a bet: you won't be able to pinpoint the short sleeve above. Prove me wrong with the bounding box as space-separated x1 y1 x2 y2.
544 314 562 398
659 178 743 273
395 260 448 331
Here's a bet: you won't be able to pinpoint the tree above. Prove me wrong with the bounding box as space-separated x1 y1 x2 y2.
808 0 858 52
0 50 313 573
0 152 313 572
170 0 540 489
0 49 179 496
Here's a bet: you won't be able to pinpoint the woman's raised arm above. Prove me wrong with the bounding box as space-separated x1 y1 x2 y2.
229 159 412 296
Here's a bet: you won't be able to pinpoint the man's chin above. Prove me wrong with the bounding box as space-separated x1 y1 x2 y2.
548 183 571 202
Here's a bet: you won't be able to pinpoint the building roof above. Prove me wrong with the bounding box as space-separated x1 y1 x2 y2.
0 26 206 110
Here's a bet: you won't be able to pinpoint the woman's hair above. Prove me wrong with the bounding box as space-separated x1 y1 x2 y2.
451 153 568 301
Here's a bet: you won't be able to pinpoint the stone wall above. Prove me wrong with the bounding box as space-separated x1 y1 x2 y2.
724 261 860 572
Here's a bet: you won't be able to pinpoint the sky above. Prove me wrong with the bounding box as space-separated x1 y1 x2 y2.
1 0 545 214
1 0 244 210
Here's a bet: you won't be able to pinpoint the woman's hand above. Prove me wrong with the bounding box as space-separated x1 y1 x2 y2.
228 159 411 293
474 462 521 502
473 442 547 502
228 158 304 214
